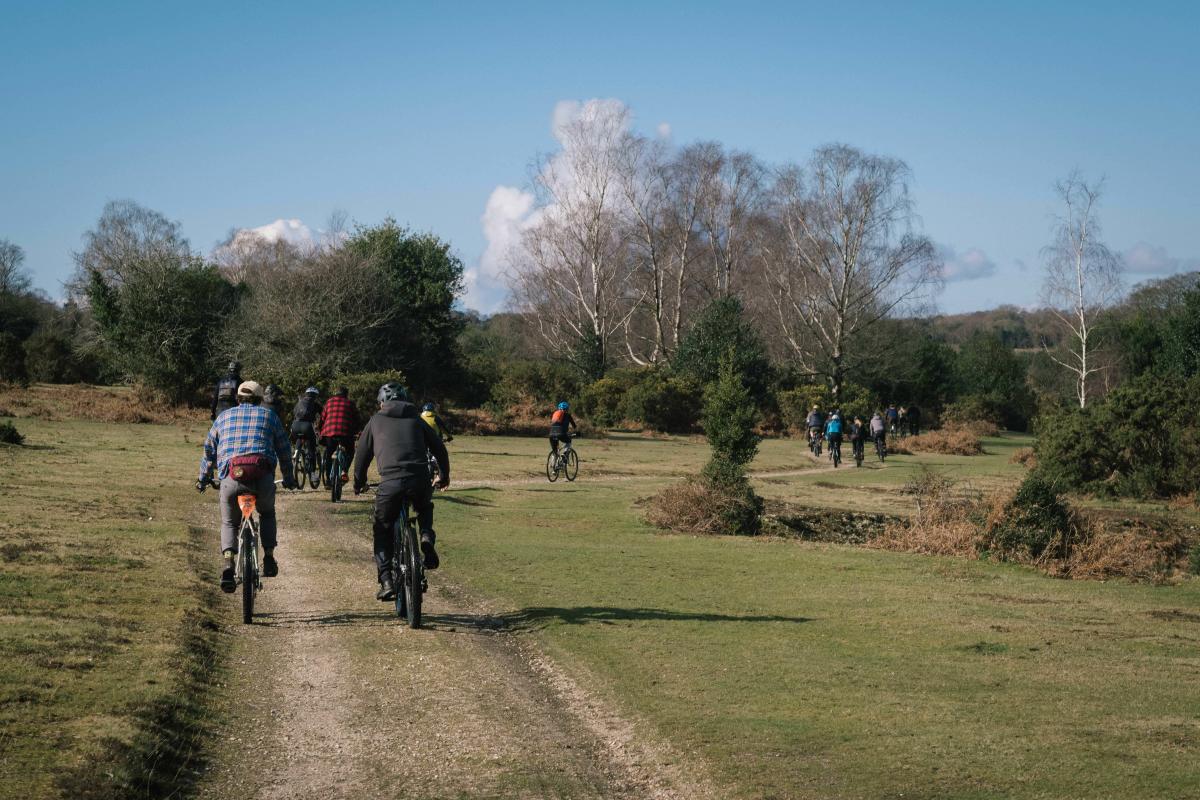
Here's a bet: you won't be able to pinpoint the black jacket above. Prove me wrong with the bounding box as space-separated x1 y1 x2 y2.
293 395 322 424
211 371 240 419
354 401 449 487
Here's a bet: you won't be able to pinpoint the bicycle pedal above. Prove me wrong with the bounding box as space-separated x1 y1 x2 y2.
420 579 428 592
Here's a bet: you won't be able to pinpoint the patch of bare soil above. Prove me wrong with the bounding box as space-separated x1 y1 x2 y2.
193 490 722 800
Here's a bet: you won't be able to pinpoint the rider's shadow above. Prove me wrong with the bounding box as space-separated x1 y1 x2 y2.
254 610 395 628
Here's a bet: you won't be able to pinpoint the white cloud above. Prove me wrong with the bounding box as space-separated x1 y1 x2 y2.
656 122 672 139
1122 241 1200 275
244 218 316 247
938 244 997 282
464 185 537 313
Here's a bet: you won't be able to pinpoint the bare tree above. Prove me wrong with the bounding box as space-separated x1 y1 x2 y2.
761 144 942 399
508 103 637 377
1040 172 1124 408
0 239 30 295
693 142 765 298
614 136 709 365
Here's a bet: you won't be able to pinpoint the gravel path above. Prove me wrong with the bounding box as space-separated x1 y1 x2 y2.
194 489 721 800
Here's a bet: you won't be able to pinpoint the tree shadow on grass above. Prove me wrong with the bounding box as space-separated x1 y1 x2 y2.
425 606 813 634
435 493 495 507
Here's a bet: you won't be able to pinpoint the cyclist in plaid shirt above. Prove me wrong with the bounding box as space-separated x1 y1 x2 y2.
196 381 296 592
320 386 361 483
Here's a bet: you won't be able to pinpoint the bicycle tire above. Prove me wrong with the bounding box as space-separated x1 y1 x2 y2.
293 450 306 491
394 517 406 618
564 448 579 481
832 443 841 467
310 448 322 489
404 522 422 628
546 451 559 482
330 449 343 502
240 525 254 625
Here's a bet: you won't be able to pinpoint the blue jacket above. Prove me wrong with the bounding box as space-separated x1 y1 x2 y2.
825 418 843 436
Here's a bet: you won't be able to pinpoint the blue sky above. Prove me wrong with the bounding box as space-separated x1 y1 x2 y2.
2 0 1198 313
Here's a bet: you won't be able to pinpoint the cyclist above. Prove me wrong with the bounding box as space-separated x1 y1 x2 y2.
290 387 323 476
319 386 360 484
419 402 454 443
824 413 843 461
549 401 577 455
353 383 449 601
870 410 887 453
196 381 296 592
805 405 825 450
263 384 286 423
210 360 242 420
885 404 900 436
906 404 922 437
848 415 867 464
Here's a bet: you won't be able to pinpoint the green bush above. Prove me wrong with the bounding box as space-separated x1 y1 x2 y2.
0 332 28 384
695 353 764 535
1034 372 1200 498
672 297 771 405
0 420 23 445
1189 543 1200 576
777 381 875 431
332 371 408 421
983 473 1073 560
579 371 636 427
623 372 702 432
490 360 582 409
943 394 1008 428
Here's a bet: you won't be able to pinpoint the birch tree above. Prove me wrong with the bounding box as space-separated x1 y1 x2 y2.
508 102 637 378
761 144 942 400
1040 172 1123 408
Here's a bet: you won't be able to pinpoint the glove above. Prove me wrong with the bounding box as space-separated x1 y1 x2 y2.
353 482 365 496
436 478 449 491
445 435 454 443
195 478 208 493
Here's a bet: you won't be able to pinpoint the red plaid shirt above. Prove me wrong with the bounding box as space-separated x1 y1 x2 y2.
319 395 360 438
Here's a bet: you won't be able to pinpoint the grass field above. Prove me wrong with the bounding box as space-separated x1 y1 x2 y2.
3 411 1199 799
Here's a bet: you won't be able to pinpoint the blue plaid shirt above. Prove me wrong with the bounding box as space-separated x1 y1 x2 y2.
198 404 293 481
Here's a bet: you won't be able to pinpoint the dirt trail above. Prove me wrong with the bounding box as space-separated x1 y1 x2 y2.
194 490 721 800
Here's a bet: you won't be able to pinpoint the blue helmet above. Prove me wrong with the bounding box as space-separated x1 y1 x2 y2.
557 401 569 411
422 402 435 412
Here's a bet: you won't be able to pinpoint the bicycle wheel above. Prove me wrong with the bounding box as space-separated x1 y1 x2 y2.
404 522 422 628
310 448 322 489
330 451 342 502
564 448 579 481
855 447 863 468
832 443 841 467
546 451 559 482
292 449 306 491
393 519 406 618
240 525 255 625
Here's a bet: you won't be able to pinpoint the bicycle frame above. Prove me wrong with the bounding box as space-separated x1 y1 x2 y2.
393 500 423 627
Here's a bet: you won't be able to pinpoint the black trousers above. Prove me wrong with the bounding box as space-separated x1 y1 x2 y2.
373 478 434 579
549 431 572 453
322 435 356 474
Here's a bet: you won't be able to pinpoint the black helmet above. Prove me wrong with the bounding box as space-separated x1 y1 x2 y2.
377 382 408 405
228 360 241 374
422 402 435 412
264 384 283 401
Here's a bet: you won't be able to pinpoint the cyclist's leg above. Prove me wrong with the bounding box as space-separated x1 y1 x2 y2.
549 433 560 454
562 432 572 450
373 480 405 584
407 480 438 569
254 473 279 575
218 476 240 590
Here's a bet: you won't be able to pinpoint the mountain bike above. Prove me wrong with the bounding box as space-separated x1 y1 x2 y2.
874 435 887 463
828 437 842 467
328 443 348 502
428 451 441 486
392 499 425 628
235 492 262 625
292 437 311 490
808 428 822 458
546 442 579 482
853 440 864 468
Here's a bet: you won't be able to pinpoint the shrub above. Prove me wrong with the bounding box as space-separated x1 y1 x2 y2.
982 473 1074 561
0 420 23 445
870 469 979 557
1010 447 1037 468
900 426 984 456
645 474 762 536
777 381 876 433
0 332 28 385
579 374 631 428
490 360 582 409
623 372 702 433
943 393 1008 429
672 297 771 405
1189 543 1200 576
333 371 408 420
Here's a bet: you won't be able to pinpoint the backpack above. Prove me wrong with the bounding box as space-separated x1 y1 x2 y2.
216 376 238 400
551 409 567 425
